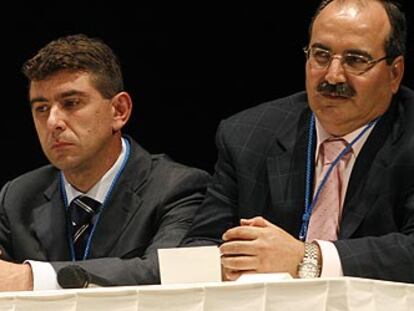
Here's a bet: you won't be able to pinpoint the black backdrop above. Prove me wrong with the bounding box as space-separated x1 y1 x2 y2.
2 2 413 187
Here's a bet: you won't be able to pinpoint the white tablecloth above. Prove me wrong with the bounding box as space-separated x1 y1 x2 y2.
0 277 413 311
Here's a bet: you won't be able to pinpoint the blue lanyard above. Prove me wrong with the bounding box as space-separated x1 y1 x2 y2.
298 114 377 241
60 138 131 261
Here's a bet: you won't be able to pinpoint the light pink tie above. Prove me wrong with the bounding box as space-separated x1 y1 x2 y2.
306 138 350 242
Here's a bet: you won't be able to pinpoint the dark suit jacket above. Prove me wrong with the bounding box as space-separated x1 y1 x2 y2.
0 136 210 285
183 86 414 283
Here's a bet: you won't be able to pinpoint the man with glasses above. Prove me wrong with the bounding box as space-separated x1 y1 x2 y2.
183 0 414 283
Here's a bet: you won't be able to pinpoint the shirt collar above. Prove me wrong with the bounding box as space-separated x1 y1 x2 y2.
314 118 375 163
63 138 127 205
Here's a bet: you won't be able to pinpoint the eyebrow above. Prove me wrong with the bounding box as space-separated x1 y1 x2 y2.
311 43 331 51
310 43 373 58
29 96 48 106
30 90 89 106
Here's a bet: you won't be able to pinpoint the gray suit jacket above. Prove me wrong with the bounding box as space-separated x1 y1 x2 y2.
0 136 210 285
184 86 414 283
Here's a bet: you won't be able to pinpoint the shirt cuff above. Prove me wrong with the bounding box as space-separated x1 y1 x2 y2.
25 260 61 290
314 240 344 277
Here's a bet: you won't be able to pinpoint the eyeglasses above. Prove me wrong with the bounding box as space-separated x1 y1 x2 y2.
303 46 389 75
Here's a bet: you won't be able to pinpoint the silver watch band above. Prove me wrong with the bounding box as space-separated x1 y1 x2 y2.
298 242 321 278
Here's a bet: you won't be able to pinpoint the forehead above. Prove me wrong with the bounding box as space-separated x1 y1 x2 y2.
29 70 97 99
310 0 391 53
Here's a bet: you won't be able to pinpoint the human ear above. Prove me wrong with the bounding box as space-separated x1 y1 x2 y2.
389 56 404 94
111 92 133 132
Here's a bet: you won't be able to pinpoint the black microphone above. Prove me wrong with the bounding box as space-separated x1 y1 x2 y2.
57 265 113 288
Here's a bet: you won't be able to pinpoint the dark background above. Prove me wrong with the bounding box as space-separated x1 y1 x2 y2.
2 2 413 186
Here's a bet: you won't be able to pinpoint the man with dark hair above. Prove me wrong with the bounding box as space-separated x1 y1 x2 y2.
0 34 210 291
183 0 414 283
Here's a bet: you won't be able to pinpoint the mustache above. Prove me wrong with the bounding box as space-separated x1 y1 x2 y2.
317 82 356 98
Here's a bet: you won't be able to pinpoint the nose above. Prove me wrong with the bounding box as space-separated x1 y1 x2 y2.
47 105 66 132
324 57 347 85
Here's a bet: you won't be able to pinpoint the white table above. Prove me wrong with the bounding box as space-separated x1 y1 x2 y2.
0 277 413 311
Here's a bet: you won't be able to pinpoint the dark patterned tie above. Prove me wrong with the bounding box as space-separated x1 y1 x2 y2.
69 195 101 260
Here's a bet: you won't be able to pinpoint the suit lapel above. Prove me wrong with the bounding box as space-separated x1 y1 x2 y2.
266 109 312 236
340 100 402 238
31 178 71 260
89 138 149 258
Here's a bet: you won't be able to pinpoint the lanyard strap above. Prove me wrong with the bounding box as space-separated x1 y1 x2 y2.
61 138 131 261
298 114 377 241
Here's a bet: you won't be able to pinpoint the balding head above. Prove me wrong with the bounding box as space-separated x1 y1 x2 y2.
308 0 406 63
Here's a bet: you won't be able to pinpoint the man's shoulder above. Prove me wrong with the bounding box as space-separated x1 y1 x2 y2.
223 91 308 126
6 165 56 187
397 85 414 108
399 85 414 98
126 137 211 190
216 91 308 143
150 154 211 182
130 152 210 199
0 165 57 201
391 86 414 133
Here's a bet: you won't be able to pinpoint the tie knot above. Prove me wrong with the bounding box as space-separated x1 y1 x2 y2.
72 195 101 214
70 195 101 231
321 138 348 165
69 195 102 260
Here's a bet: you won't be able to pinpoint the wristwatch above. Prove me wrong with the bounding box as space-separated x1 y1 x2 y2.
298 242 321 278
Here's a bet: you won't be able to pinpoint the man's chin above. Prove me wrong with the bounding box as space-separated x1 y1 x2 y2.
314 106 347 121
49 156 80 172
313 111 352 136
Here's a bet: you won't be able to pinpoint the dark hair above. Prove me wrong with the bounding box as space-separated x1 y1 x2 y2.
308 0 407 64
22 34 124 99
